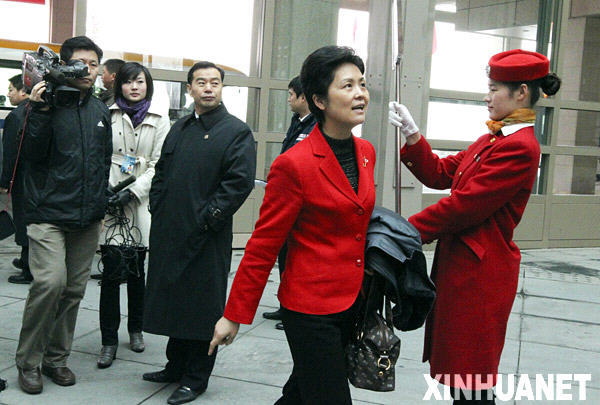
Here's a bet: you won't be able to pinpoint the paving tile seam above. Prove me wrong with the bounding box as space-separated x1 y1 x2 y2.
518 313 600 327
137 382 174 404
234 332 293 345
210 373 284 389
517 292 600 305
511 338 600 354
69 348 166 367
522 273 600 285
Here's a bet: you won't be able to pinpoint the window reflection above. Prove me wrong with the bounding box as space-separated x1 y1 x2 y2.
553 155 600 195
426 99 488 142
86 0 256 76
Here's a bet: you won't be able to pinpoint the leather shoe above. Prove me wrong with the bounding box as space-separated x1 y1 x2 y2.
41 365 76 386
143 369 180 383
8 273 33 284
167 385 203 404
129 332 145 352
97 345 117 368
262 309 282 320
275 322 284 330
17 366 42 394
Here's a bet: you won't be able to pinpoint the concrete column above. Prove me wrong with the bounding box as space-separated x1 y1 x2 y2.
49 0 75 44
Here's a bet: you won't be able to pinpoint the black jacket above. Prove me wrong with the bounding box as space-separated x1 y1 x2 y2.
145 104 256 340
281 112 316 153
1 101 29 245
1 101 28 190
22 90 112 228
365 206 436 331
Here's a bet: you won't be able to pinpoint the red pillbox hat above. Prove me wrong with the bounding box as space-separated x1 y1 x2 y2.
488 49 549 82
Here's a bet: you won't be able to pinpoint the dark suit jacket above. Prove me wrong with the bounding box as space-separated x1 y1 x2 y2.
280 113 316 154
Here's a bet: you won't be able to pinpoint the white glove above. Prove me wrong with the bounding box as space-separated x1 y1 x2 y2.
388 101 419 137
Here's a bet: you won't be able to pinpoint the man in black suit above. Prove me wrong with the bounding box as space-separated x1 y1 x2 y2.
262 75 316 329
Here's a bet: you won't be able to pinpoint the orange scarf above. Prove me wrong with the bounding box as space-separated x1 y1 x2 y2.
486 108 536 135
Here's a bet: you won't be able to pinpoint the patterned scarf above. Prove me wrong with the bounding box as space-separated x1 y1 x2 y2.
486 108 536 135
116 97 151 129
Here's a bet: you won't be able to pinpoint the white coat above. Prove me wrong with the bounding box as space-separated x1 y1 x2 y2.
104 101 170 246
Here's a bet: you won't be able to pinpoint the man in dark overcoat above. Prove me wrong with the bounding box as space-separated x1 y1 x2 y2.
143 61 256 405
0 74 32 284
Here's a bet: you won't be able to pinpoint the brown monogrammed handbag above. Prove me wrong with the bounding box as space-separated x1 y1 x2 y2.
346 278 401 392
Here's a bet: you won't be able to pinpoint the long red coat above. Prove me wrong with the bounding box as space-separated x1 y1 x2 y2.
402 126 540 389
224 126 376 324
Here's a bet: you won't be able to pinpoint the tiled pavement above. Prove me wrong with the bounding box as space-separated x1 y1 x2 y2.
0 231 598 404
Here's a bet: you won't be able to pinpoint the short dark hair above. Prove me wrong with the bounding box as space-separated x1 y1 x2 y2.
9 74 24 92
300 46 365 124
114 62 154 102
103 59 125 75
288 76 303 97
502 73 562 106
187 61 225 84
60 36 103 63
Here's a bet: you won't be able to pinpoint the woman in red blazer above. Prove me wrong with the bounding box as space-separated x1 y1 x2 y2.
210 46 376 404
389 50 561 404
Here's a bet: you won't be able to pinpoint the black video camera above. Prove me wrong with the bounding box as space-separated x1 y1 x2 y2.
22 45 89 109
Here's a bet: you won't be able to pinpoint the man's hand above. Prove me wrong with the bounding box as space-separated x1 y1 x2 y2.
29 81 50 111
0 187 7 194
208 317 240 355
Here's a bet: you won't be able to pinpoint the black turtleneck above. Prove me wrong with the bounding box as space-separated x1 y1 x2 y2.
322 131 358 193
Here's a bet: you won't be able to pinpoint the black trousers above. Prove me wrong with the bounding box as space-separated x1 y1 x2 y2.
275 243 288 311
165 337 217 392
275 299 360 405
99 271 145 346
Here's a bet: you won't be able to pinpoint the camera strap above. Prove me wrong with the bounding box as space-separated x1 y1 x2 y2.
3 102 31 210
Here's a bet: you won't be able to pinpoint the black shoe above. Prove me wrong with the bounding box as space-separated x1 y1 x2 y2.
167 385 203 405
262 309 282 320
90 273 102 280
8 273 33 284
12 258 24 270
40 365 76 386
97 345 117 368
275 322 284 330
129 332 145 352
142 369 180 383
17 366 42 394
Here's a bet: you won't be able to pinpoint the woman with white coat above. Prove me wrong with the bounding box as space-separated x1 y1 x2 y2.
97 62 169 368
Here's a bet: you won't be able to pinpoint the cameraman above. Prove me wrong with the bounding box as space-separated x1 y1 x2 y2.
14 36 112 395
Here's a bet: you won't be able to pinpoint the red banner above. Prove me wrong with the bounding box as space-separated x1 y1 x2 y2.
2 0 45 5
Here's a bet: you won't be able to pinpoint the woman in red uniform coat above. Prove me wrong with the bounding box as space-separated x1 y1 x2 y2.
389 50 561 404
209 46 376 404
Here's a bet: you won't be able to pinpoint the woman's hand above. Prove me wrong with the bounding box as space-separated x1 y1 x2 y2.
388 102 421 145
208 317 240 355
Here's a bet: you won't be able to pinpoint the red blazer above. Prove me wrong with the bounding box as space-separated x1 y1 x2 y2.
402 127 540 388
224 125 376 324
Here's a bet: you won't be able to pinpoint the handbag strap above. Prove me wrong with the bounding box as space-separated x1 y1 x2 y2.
358 274 396 332
3 102 31 210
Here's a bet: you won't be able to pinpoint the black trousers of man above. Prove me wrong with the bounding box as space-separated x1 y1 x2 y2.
275 299 360 405
164 338 217 392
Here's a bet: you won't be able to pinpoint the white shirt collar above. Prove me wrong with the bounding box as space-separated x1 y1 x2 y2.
298 113 311 122
501 122 534 136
